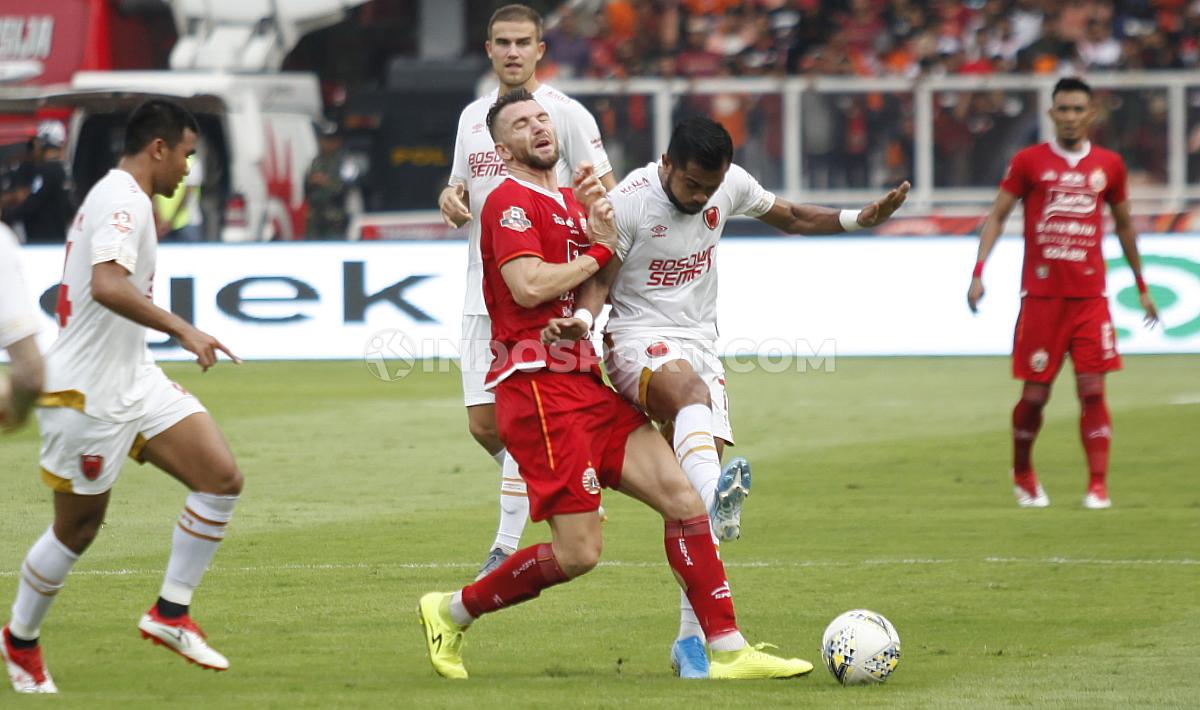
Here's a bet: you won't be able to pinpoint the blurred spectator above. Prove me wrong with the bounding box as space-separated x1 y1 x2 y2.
304 123 348 241
1 121 72 244
1077 18 1122 68
545 9 591 78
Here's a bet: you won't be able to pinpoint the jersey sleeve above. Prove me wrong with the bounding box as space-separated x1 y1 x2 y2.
449 109 470 188
91 199 146 273
0 228 38 349
1106 154 1128 205
727 163 776 217
607 188 638 260
998 150 1031 198
482 188 545 268
558 99 613 180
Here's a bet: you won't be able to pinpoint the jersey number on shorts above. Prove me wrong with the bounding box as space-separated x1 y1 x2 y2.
55 241 73 327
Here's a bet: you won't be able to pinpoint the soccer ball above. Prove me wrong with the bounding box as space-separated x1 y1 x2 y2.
820 609 901 685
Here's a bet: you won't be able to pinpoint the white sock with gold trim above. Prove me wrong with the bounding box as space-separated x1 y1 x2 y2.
673 404 721 512
160 492 237 606
9 525 78 640
492 450 526 554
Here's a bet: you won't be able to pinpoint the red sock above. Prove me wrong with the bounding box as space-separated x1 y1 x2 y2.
459 543 568 618
1080 393 1111 488
665 515 738 641
1012 396 1045 485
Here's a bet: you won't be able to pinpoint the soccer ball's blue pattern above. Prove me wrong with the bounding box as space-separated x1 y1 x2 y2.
820 609 902 685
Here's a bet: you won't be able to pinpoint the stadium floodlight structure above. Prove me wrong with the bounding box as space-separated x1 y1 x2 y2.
167 0 370 72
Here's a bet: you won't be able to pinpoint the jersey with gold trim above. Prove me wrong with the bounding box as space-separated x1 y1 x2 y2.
42 169 158 421
606 162 775 340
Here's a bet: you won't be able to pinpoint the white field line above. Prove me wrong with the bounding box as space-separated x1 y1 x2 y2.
1169 394 1200 405
0 557 1194 579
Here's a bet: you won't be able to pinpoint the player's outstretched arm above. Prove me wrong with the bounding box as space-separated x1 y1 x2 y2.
92 261 241 371
1111 200 1159 326
0 335 43 431
968 189 1020 313
438 183 471 228
501 197 619 309
756 181 910 235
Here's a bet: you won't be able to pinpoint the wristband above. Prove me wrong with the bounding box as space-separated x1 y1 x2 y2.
585 243 614 270
1135 275 1147 295
972 260 984 279
572 308 595 331
839 209 863 232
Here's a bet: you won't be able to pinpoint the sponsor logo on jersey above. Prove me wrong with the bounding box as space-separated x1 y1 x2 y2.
471 123 486 135
1042 245 1088 262
704 206 720 230
651 224 669 238
619 176 650 194
1088 168 1107 191
552 214 576 229
110 210 133 234
1040 170 1058 182
468 151 507 178
1030 348 1049 373
1043 187 1097 217
81 454 104 481
646 341 670 358
1060 171 1085 187
646 246 715 286
581 467 601 495
500 206 532 232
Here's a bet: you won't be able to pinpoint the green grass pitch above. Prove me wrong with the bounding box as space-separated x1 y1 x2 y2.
1 355 1197 708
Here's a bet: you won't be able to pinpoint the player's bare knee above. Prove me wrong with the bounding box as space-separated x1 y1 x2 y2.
681 377 711 409
54 516 104 555
199 460 243 496
554 536 602 578
467 419 500 451
662 482 706 520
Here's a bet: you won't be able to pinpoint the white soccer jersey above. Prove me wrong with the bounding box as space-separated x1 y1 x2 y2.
0 224 39 349
42 169 158 422
450 83 611 315
606 162 775 340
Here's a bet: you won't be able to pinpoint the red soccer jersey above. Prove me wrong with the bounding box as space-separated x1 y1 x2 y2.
480 177 600 387
999 141 1128 298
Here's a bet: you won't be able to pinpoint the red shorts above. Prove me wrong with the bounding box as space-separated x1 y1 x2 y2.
1012 296 1121 383
495 370 648 522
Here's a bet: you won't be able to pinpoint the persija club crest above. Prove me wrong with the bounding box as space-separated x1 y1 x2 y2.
500 206 532 232
81 454 104 481
703 206 720 230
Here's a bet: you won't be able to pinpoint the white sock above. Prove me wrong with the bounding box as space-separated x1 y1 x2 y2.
677 590 705 643
673 404 721 512
709 630 748 653
160 492 237 606
9 526 79 640
448 590 474 627
492 450 527 554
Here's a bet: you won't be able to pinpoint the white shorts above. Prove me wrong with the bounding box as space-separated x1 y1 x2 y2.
603 333 734 444
461 313 495 407
37 367 207 495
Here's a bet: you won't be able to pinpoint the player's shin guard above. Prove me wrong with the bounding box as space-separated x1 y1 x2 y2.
160 492 237 606
9 526 78 640
673 404 721 515
1079 392 1112 483
664 516 741 647
460 543 568 619
492 451 528 553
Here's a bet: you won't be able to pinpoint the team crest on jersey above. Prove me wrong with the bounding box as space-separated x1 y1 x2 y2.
80 454 104 481
581 467 601 495
1030 349 1050 373
500 206 532 232
110 210 133 234
1088 168 1107 191
703 206 720 230
651 224 669 238
1036 265 1050 279
646 341 670 358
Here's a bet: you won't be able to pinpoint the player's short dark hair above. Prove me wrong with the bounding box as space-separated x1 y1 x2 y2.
667 115 734 172
1052 77 1092 99
489 4 543 40
486 87 536 141
123 99 199 156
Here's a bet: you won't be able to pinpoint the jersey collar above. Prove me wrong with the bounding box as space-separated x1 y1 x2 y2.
1048 139 1091 168
507 176 565 207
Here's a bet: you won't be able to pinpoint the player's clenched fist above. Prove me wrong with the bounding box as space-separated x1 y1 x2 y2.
572 161 606 211
438 183 471 228
586 196 617 251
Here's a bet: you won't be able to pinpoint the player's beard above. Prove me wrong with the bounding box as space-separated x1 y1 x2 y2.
664 169 703 215
518 142 559 171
